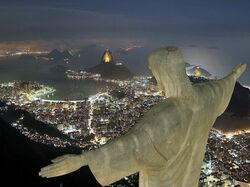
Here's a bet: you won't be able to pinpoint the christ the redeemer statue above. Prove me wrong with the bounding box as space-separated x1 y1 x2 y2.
39 46 247 187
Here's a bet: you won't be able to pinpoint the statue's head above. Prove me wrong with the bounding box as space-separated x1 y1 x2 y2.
148 46 192 98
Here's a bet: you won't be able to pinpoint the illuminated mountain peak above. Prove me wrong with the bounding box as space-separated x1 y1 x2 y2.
101 49 113 64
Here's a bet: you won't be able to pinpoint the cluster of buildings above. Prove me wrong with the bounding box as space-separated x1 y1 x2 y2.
66 70 101 81
0 81 55 105
199 129 250 186
0 77 163 146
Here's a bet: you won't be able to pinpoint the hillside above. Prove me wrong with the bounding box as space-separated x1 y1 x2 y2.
0 117 101 187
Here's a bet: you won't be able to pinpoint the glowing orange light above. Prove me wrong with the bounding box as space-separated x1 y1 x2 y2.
101 50 113 64
103 52 111 63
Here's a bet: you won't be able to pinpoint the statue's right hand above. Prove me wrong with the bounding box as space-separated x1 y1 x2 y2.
39 154 86 178
232 63 247 79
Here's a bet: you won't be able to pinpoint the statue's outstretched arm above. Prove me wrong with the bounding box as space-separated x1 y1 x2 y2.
82 125 170 186
216 63 246 115
197 63 247 116
39 123 165 185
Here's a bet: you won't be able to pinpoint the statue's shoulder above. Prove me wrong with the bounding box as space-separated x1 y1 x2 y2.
139 98 186 128
153 97 189 116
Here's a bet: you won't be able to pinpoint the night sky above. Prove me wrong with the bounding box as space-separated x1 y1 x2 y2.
0 0 249 84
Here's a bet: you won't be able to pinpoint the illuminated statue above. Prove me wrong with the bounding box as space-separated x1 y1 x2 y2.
39 47 246 187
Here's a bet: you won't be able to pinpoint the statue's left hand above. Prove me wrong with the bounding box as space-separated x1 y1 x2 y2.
39 154 86 178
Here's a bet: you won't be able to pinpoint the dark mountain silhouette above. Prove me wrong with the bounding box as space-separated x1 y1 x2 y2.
62 50 73 59
213 82 250 133
47 49 72 61
87 62 134 80
186 66 212 78
226 82 249 117
47 49 62 59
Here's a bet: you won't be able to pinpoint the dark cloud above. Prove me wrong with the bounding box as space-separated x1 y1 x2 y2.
188 45 199 48
0 1 250 43
207 46 220 50
0 6 131 42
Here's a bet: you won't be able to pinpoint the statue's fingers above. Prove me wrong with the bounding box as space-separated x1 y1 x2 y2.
51 155 70 163
39 164 65 176
44 170 69 178
40 170 65 178
40 161 66 172
39 167 67 178
233 64 242 70
239 64 247 72
233 63 247 78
